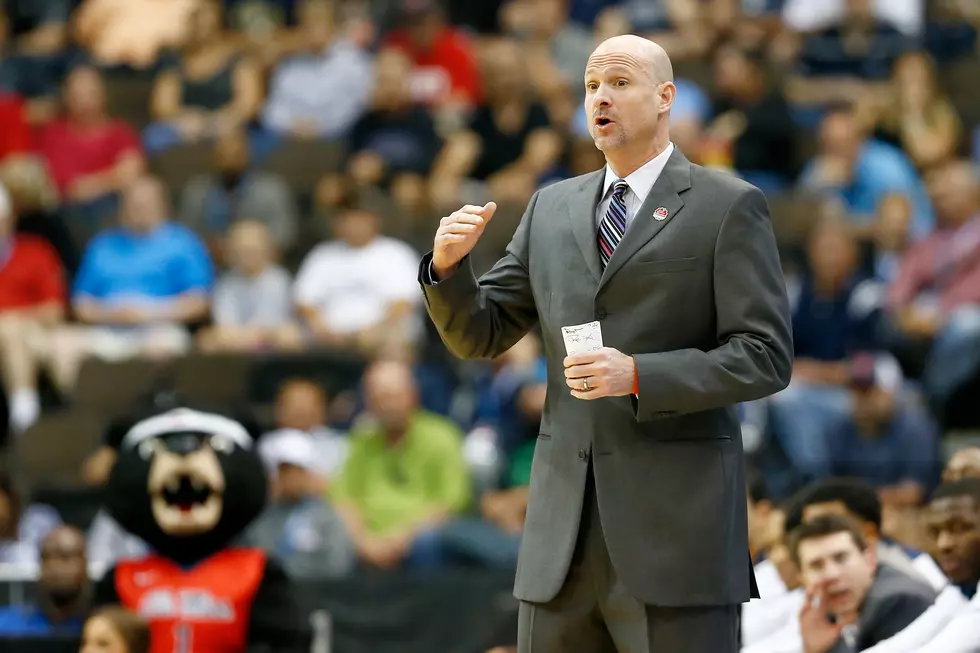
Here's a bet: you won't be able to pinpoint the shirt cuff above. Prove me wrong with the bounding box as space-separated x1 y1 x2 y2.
423 260 440 286
632 356 639 395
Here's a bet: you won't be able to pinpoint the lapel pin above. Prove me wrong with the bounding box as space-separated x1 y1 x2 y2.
653 207 669 221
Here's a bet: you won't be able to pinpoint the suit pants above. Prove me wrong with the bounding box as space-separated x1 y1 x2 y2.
517 466 739 653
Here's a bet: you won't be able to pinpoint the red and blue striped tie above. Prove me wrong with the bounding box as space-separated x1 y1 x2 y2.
598 180 629 270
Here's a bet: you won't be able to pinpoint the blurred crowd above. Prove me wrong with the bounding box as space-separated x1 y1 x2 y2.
0 0 978 650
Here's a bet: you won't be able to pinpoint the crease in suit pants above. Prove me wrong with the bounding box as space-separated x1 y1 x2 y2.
517 460 739 653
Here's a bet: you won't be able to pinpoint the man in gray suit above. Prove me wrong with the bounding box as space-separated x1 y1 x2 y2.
790 514 937 653
419 34 793 653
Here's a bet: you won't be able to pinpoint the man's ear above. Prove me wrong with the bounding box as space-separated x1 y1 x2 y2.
659 81 676 115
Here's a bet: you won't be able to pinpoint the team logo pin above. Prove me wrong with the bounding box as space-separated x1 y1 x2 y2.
653 207 669 221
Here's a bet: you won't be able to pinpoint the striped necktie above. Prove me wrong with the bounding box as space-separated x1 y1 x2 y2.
598 179 629 270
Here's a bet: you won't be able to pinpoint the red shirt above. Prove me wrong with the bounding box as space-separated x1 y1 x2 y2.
0 235 65 311
384 27 482 106
115 548 267 653
0 93 31 161
35 118 141 198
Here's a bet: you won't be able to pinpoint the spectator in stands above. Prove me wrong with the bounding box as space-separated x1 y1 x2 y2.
248 429 355 578
791 514 936 653
143 0 263 154
0 90 30 161
0 156 79 279
0 0 71 125
178 128 299 259
944 446 980 483
36 66 145 232
332 359 470 569
73 0 197 71
800 103 934 240
260 0 373 142
592 0 720 61
258 378 348 490
0 182 66 432
429 38 562 208
50 176 213 390
786 0 914 109
294 188 422 356
769 216 885 486
0 525 89 635
928 479 980 600
794 478 933 583
198 220 299 352
707 41 797 192
0 470 62 568
826 354 938 506
742 468 796 648
347 48 441 214
865 51 961 173
856 479 980 653
383 0 482 125
499 0 593 127
885 160 980 418
872 192 913 283
782 0 922 36
80 606 150 653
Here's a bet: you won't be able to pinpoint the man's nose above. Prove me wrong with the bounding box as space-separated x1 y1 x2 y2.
936 531 956 552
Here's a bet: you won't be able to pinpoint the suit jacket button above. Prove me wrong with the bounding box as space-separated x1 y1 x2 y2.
595 309 607 320
578 449 588 461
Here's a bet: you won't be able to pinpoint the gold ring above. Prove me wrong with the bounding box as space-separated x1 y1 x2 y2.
583 378 590 391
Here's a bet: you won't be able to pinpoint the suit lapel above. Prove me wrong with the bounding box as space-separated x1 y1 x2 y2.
598 149 693 292
565 170 606 284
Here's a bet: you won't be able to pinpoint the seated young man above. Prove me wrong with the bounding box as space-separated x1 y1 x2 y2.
791 514 936 653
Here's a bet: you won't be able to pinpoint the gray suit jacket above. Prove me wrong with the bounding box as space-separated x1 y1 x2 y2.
419 149 793 606
829 563 938 653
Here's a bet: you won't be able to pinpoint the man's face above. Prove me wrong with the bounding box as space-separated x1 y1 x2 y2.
584 50 665 154
927 163 978 227
851 387 894 431
66 68 106 118
39 528 88 602
807 222 857 286
121 179 165 231
364 364 417 433
483 42 526 97
332 209 379 248
926 495 980 585
275 383 326 432
819 112 861 160
798 532 876 616
276 463 312 502
944 448 980 483
227 222 270 275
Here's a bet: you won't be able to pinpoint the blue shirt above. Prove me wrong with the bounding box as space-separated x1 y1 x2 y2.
790 274 883 361
72 222 213 305
801 141 935 240
0 605 84 636
827 407 939 490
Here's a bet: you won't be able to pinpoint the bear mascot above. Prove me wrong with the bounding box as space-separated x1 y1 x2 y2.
93 403 312 653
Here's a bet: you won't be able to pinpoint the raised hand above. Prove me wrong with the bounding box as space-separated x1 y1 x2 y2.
432 202 497 280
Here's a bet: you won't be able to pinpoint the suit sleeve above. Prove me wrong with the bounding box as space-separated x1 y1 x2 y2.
418 192 540 360
632 186 793 420
246 557 312 653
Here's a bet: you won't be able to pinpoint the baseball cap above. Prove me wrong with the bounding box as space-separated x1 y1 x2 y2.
849 352 903 393
259 429 319 473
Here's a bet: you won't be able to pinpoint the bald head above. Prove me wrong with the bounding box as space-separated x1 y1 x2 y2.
589 35 673 84
583 35 675 175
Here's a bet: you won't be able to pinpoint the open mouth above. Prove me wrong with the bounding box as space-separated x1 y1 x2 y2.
595 117 614 127
159 474 214 513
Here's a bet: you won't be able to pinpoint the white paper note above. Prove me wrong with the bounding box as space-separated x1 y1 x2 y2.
561 321 603 356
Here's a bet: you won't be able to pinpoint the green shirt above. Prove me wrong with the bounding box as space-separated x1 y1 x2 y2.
331 411 471 535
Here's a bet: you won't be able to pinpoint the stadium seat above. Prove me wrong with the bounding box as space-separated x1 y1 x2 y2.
262 139 347 196
172 353 253 408
16 410 106 491
73 358 167 415
149 142 216 197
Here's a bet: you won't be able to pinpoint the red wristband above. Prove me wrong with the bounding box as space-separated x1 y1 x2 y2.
632 357 639 395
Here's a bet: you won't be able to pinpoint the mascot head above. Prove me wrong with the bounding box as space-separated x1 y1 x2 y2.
104 404 267 565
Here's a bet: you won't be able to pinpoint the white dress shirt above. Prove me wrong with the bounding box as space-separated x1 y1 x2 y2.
595 142 675 230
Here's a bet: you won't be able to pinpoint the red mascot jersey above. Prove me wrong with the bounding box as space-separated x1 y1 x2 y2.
115 548 267 653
